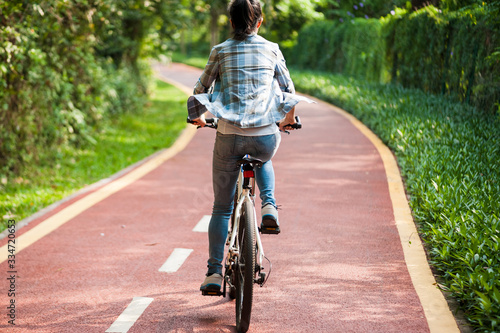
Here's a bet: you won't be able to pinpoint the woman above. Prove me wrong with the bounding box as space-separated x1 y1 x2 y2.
188 0 312 292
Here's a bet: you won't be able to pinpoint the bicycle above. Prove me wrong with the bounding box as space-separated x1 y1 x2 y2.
187 116 301 333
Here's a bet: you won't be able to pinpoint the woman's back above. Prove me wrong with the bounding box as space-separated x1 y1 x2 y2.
214 35 283 125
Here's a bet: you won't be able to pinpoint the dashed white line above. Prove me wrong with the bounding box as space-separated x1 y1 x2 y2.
105 297 154 333
159 248 194 273
192 215 211 233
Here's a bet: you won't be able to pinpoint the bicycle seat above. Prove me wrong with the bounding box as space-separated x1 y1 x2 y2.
237 156 263 168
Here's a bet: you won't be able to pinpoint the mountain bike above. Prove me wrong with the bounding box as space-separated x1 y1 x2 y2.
187 116 301 333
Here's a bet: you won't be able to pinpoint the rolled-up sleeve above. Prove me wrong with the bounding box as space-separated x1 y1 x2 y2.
274 48 295 94
194 47 219 95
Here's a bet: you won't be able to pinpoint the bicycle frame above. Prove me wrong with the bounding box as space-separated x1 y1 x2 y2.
227 171 265 271
225 165 268 295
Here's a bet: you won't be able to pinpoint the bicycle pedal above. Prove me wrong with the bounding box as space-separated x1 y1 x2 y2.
255 272 266 285
260 226 280 235
201 289 224 297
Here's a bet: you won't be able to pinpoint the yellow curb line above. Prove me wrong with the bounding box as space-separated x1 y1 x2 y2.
321 100 460 333
1 87 197 264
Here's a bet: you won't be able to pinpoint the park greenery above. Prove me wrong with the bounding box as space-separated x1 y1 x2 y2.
1 0 499 331
291 3 500 114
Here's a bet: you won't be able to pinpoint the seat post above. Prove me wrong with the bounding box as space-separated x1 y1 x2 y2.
242 164 254 189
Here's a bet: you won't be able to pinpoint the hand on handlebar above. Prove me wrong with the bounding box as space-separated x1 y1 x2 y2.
278 117 297 133
190 114 206 128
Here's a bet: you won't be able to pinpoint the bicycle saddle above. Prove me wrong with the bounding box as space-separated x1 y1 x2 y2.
237 156 263 168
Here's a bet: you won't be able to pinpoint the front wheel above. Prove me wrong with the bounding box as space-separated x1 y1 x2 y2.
235 202 256 333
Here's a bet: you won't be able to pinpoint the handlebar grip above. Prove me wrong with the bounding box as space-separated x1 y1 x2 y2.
292 116 302 129
186 117 216 124
186 117 218 129
277 116 302 130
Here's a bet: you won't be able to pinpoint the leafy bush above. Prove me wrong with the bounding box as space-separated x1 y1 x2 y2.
0 1 165 181
445 4 500 112
387 4 500 114
291 69 500 332
343 18 388 82
292 19 387 82
292 3 500 113
389 6 449 92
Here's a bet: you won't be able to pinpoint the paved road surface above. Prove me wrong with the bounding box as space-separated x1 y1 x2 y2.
0 63 458 332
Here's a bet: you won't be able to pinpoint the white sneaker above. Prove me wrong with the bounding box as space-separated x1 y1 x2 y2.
200 273 223 292
261 204 280 234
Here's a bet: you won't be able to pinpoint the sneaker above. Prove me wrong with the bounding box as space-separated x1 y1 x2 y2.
260 203 280 234
200 273 223 292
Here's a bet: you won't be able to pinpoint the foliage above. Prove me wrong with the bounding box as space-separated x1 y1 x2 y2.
389 6 449 92
441 0 487 11
1 80 187 229
173 0 328 55
93 0 187 86
318 0 407 20
387 3 500 113
290 69 500 332
262 0 325 42
1 1 124 177
292 2 500 113
292 18 388 82
0 0 184 188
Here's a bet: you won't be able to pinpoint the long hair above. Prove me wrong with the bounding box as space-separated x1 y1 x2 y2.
228 0 262 41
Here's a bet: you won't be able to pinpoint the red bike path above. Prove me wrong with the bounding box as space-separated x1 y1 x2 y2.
0 63 460 333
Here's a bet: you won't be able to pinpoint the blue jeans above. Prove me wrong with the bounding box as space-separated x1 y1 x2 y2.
207 132 281 275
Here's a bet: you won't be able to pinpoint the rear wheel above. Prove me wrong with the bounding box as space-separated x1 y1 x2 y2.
235 202 256 333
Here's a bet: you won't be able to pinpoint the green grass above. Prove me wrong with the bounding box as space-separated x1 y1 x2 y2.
171 51 208 69
1 79 187 231
290 69 500 332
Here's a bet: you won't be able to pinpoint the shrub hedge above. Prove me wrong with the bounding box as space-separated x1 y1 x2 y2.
0 1 150 180
291 69 500 332
291 3 500 114
292 18 387 83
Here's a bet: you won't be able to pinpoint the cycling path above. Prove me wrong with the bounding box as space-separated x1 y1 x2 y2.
0 63 459 332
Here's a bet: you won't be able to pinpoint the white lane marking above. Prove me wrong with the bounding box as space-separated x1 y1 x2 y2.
105 297 154 333
192 215 211 233
159 248 194 273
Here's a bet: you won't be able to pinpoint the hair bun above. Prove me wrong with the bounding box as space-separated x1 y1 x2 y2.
229 0 262 40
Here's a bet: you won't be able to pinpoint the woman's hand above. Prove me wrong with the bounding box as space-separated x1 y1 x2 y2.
279 108 296 132
191 114 207 127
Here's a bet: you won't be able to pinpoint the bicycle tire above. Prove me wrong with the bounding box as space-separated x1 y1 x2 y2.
235 202 256 333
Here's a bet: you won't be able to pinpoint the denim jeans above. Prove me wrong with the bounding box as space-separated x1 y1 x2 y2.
207 132 281 275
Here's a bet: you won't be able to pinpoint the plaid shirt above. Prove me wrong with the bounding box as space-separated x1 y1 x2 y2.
187 34 312 128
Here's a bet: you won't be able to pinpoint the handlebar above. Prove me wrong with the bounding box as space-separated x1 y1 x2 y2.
187 116 302 134
186 117 218 129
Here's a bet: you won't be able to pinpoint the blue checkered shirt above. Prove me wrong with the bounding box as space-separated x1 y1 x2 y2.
187 35 312 128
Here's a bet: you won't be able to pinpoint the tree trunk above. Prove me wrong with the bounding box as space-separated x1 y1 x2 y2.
210 10 219 48
264 0 272 31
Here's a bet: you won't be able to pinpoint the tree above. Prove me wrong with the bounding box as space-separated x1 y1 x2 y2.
206 0 228 47
174 0 327 49
263 0 324 42
319 0 407 20
94 0 186 70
